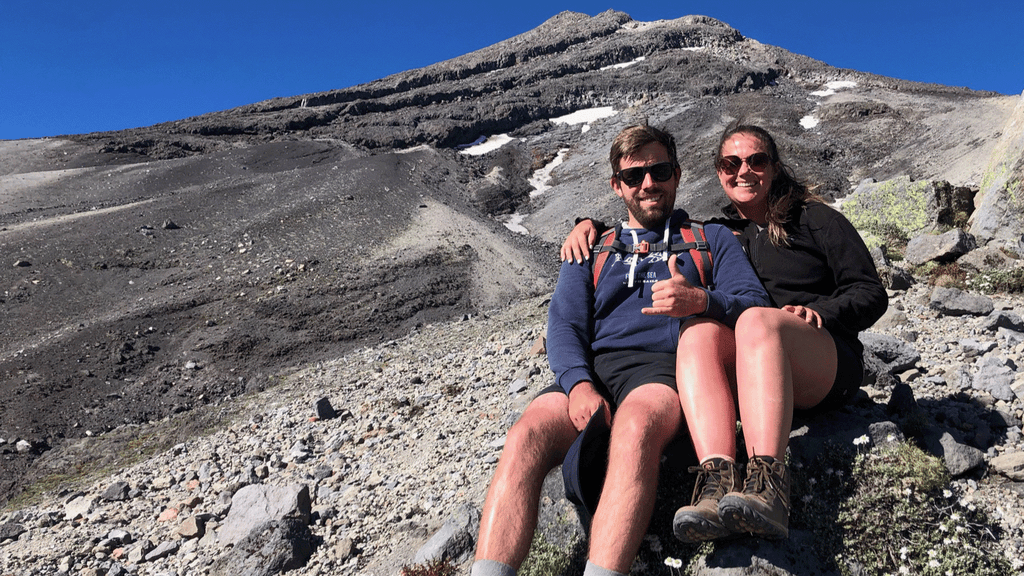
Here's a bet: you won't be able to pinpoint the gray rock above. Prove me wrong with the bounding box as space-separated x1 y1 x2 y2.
101 480 131 502
938 432 986 476
867 421 903 445
144 540 179 562
0 522 26 543
413 502 481 565
209 519 312 576
972 356 1017 402
218 484 311 547
860 332 920 373
980 310 1024 333
315 397 336 420
904 228 976 266
691 529 841 576
959 338 997 357
989 452 1024 481
929 286 995 316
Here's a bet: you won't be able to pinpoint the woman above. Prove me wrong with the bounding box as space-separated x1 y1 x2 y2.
561 124 888 542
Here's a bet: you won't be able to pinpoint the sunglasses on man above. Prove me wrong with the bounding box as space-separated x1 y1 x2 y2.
614 162 677 187
716 152 773 175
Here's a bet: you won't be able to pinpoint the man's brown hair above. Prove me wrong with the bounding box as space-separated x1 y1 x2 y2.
609 124 679 175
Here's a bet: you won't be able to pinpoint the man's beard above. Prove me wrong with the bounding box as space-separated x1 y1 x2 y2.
625 196 672 229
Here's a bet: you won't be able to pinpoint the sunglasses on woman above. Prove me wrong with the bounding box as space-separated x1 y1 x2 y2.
614 162 677 187
716 152 772 175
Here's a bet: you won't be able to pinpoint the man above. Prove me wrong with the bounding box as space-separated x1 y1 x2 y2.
471 125 769 576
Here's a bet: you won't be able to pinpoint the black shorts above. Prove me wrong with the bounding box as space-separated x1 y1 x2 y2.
798 331 863 415
539 350 677 407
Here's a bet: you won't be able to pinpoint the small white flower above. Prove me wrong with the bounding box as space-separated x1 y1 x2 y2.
943 489 952 498
900 566 910 575
928 549 938 558
672 558 683 569
939 524 948 532
664 557 675 567
808 477 817 486
950 512 961 522
802 494 813 503
904 488 913 496
853 434 870 446
928 559 940 568
886 434 896 442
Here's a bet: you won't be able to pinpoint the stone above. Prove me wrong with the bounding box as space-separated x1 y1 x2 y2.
217 484 311 547
929 286 995 317
413 502 481 565
860 332 921 373
101 481 131 502
938 432 986 476
990 452 1024 481
315 397 337 420
904 228 976 266
209 519 312 576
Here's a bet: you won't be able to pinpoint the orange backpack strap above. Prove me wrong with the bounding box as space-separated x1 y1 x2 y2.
590 227 619 289
678 220 714 289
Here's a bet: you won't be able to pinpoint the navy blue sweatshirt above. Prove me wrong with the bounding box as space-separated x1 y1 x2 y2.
548 210 770 394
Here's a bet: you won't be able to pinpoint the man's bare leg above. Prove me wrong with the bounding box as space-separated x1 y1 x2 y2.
474 391 578 570
588 383 681 573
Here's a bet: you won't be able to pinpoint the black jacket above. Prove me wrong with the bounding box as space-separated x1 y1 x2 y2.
710 201 888 356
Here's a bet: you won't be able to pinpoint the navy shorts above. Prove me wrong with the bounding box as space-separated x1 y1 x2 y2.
540 350 677 407
798 331 863 415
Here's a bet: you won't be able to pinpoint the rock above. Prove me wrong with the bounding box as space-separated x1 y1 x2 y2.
904 228 976 266
860 332 920 373
989 452 1024 481
929 286 995 316
217 484 311 546
144 540 179 562
175 515 206 539
63 495 95 521
315 397 337 420
938 432 986 476
972 356 1018 402
209 519 313 576
0 522 26 542
101 480 131 502
979 310 1024 333
413 503 481 565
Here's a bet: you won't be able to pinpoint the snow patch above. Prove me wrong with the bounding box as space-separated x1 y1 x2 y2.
800 115 820 130
810 80 858 97
600 56 646 71
551 106 617 132
529 149 568 198
459 134 516 156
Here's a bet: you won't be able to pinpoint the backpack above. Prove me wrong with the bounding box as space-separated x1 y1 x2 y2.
590 220 714 289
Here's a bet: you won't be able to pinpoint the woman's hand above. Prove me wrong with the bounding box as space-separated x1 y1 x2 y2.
560 219 598 263
782 305 823 328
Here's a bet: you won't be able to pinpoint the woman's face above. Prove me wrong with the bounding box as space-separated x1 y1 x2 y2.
717 132 777 218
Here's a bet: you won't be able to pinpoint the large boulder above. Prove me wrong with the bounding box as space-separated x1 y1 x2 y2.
969 94 1024 251
217 484 311 547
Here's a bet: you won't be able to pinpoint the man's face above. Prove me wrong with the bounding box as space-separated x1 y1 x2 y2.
611 142 680 229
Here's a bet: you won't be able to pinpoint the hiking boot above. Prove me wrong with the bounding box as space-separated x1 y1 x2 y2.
718 455 791 539
672 457 740 543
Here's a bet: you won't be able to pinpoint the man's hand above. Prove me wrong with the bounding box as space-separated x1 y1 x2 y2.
782 304 823 328
642 254 708 317
560 219 598 263
567 381 612 432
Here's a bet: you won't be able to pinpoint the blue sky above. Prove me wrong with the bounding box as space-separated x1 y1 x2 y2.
2 1 1022 140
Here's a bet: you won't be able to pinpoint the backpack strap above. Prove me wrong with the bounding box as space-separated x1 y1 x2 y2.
591 224 620 289
590 220 714 289
679 220 714 289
